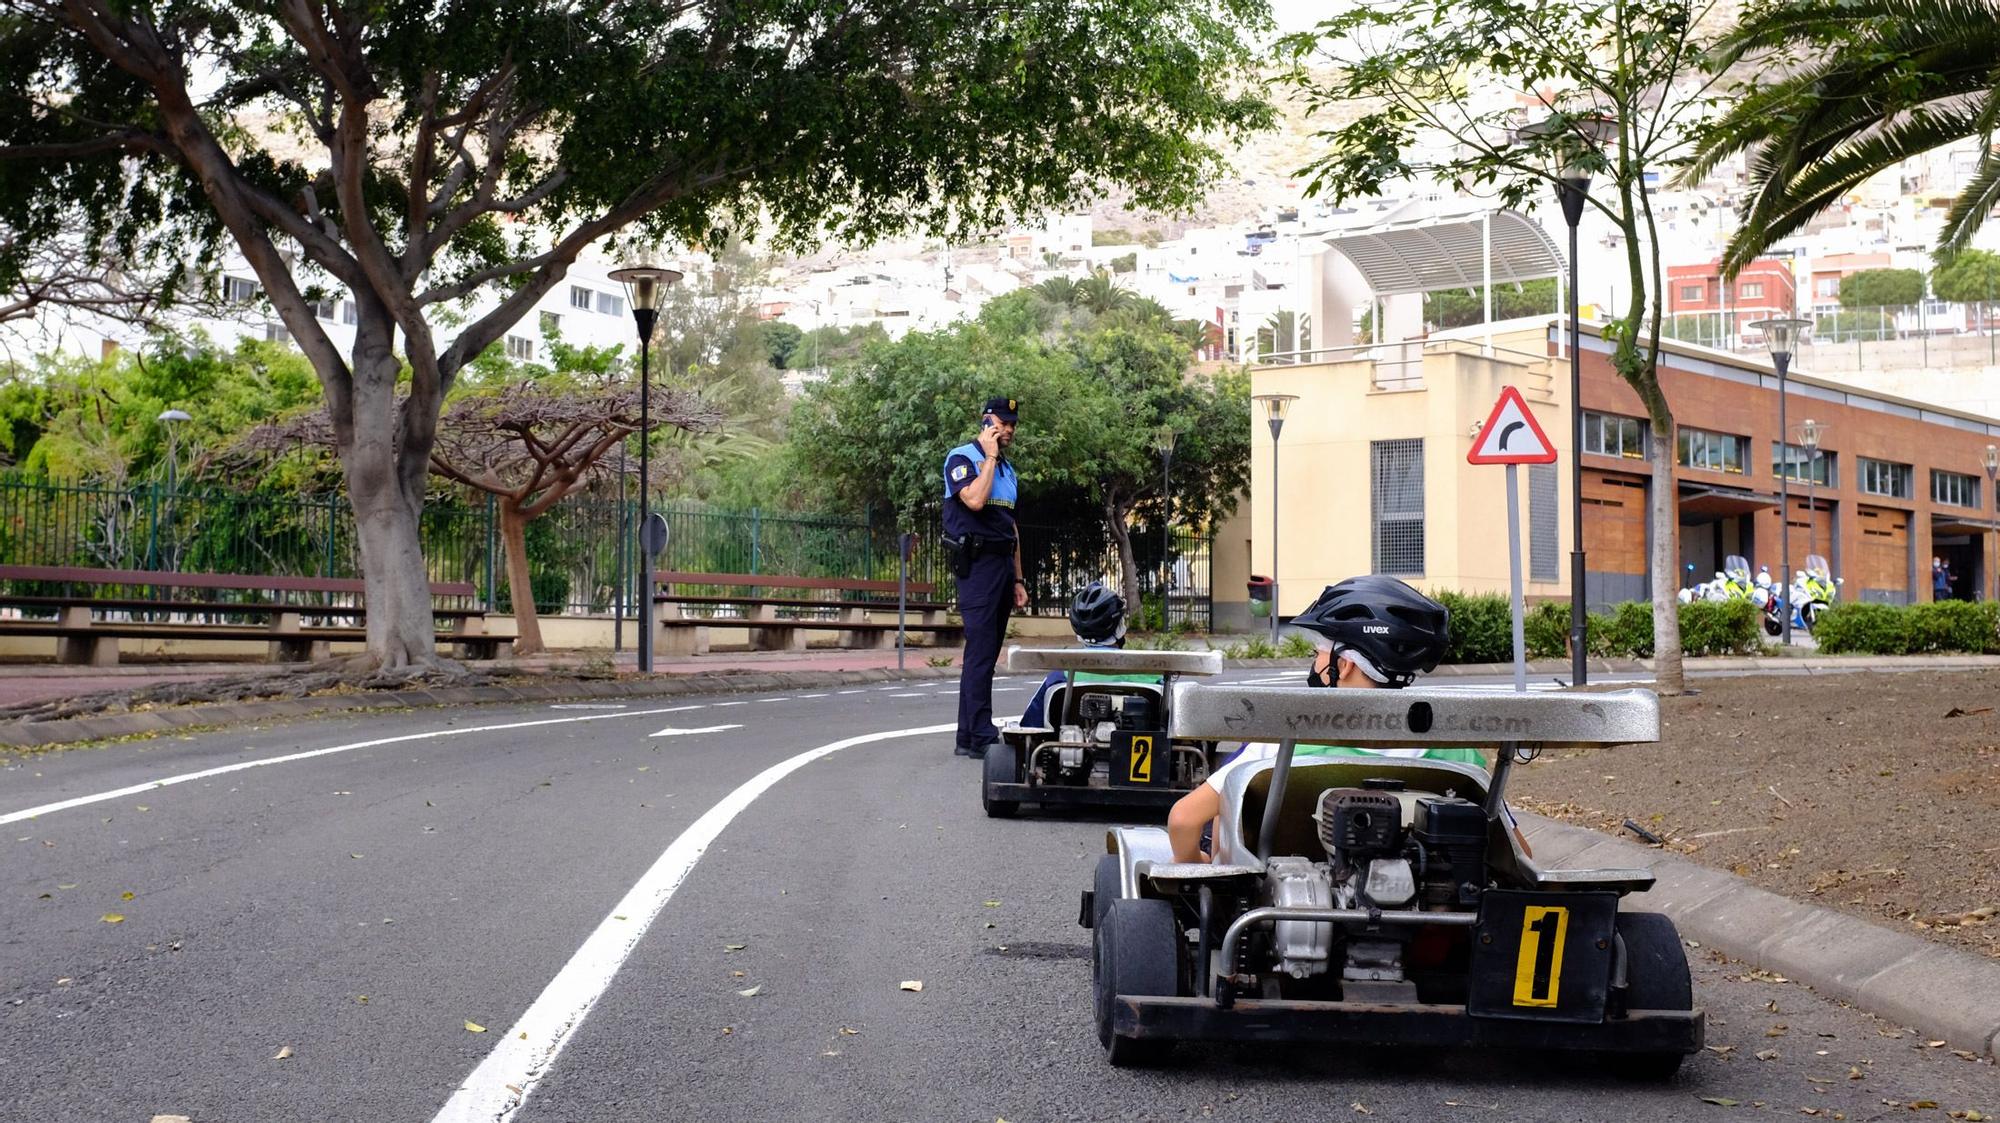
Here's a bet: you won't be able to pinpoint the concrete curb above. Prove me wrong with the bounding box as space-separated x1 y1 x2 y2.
0 665 963 751
1213 654 2000 675
1520 812 2000 1059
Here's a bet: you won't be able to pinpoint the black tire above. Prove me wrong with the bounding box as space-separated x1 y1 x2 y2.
1761 612 1782 637
1093 898 1180 1066
982 742 1020 818
1090 854 1122 931
1602 911 1695 1081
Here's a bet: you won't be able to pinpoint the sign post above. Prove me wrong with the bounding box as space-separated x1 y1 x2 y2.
898 532 917 672
1467 385 1559 693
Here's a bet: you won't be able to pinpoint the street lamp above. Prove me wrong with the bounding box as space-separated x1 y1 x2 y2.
1984 444 1999 602
609 258 685 673
1799 418 1822 568
1251 393 1298 644
152 409 191 571
1749 316 1813 645
1155 424 1176 626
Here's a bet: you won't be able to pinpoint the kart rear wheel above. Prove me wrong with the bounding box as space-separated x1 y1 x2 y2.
1090 854 1122 931
982 743 1020 818
1602 911 1694 1081
1093 898 1180 1066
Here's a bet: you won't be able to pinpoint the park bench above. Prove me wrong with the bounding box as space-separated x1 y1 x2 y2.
653 570 963 656
0 564 508 665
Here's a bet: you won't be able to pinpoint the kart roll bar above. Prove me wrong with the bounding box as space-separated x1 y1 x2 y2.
1005 647 1224 676
1167 684 1660 860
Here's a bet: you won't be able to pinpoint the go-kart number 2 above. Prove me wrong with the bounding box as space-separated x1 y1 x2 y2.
1512 905 1570 1008
1128 735 1154 783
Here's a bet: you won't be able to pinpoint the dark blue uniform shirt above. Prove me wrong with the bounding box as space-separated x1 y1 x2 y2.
942 441 1018 540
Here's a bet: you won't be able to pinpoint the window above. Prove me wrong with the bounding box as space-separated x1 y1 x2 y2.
1678 284 1704 302
1816 278 1840 298
263 321 290 343
1582 411 1648 459
223 276 260 303
1858 457 1912 499
540 311 560 334
1740 281 1765 299
1371 439 1425 576
505 334 535 360
341 300 357 325
1771 442 1834 485
1530 462 1559 582
1932 469 1981 509
570 285 594 310
311 297 338 321
595 291 624 316
1677 427 1747 474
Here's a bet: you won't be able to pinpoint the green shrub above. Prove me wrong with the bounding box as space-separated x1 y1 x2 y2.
1434 590 1513 664
1905 600 2000 654
1812 603 1910 654
1679 599 1759 656
1524 601 1570 659
1817 600 1999 654
1279 632 1316 659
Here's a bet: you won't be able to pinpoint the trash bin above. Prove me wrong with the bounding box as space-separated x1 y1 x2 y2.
1248 574 1273 620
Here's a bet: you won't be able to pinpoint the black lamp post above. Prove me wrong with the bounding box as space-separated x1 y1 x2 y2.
1251 393 1297 644
153 408 191 571
1555 151 1592 687
1749 316 1813 645
1800 418 1822 566
1156 424 1176 626
1985 444 1998 602
609 259 684 672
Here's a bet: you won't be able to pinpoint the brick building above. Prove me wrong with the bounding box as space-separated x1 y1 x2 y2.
1666 257 1798 336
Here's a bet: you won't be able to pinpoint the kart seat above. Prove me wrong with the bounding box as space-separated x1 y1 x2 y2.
1224 757 1491 864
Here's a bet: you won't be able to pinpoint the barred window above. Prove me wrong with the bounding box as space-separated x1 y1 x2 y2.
1932 469 1981 509
1371 439 1425 576
1857 457 1912 499
1772 442 1834 485
1582 411 1647 459
1530 462 1559 582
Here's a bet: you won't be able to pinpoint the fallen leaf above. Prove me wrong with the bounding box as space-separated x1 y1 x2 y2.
151 1116 194 1123
505 1084 523 1096
350 853 364 860
1849 1067 1864 1080
1702 1097 1742 1107
731 970 746 978
724 943 747 951
839 1027 860 1036
356 995 369 1005
465 1021 487 1033
737 986 762 997
1802 1111 1822 1117
519 1032 527 1040
101 913 125 924
136 806 149 812
719 1026 733 1036
1924 1040 1947 1048
637 766 649 772
273 1045 293 1060
899 980 924 992
983 900 1001 908
1767 1024 1790 1037
1911 1102 1938 1111
1352 1105 1372 1116
120 891 135 901
1706 1045 1737 1056
1755 1049 1779 1061
56 884 76 890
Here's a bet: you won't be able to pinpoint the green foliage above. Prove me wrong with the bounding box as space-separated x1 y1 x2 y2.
1426 281 1560 329
1515 598 1757 659
1109 252 1139 274
758 321 804 369
1093 229 1135 246
1838 269 1926 307
1278 632 1316 659
1434 590 1515 664
1814 601 2000 655
1931 250 2000 304
1129 630 1190 651
1525 601 1570 659
1678 600 1761 656
1222 635 1281 659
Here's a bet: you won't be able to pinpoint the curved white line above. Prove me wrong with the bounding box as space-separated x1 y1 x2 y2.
432 720 956 1123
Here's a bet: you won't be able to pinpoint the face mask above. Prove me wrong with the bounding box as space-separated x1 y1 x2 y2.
1307 655 1336 688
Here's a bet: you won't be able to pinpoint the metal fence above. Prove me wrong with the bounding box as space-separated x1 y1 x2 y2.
0 475 1214 630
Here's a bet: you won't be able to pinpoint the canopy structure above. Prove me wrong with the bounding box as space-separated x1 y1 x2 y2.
1323 199 1566 296
1678 483 1780 522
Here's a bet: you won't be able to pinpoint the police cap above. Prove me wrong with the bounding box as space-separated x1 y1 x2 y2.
981 396 1020 422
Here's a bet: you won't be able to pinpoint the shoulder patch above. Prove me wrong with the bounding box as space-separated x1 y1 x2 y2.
950 464 969 481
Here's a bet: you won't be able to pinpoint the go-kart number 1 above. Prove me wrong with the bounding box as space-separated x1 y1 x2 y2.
1512 905 1570 1008
1128 735 1154 783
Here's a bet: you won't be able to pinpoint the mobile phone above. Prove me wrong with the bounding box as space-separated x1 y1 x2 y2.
981 417 995 430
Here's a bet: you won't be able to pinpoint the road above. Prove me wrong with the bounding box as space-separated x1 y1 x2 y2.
2 671 1993 1122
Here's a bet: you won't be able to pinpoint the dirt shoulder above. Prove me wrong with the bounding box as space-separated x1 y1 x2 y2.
1514 668 2000 961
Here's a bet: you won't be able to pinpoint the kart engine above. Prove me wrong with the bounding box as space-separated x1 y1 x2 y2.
1257 782 1489 983
1046 693 1161 780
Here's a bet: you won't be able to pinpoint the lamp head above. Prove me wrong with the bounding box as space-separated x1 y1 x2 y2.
157 409 192 424
608 260 684 314
1984 443 1999 474
1800 418 1821 451
1155 425 1177 456
1253 393 1298 423
1749 316 1813 361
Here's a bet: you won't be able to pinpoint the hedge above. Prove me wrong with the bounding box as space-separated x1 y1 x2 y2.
1444 593 1759 660
1813 600 2000 655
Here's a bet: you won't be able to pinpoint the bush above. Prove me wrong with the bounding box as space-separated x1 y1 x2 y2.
1525 601 1570 659
1906 600 2000 654
1816 601 2000 654
1279 632 1316 659
1679 599 1760 656
1435 590 1513 664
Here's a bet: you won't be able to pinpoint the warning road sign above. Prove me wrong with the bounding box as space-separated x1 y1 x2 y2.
1468 385 1558 465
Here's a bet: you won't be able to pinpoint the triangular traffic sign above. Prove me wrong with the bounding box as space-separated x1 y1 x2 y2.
1467 385 1558 464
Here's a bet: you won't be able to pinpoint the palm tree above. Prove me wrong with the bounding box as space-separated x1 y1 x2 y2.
1032 275 1081 306
1074 271 1135 315
1688 0 2000 272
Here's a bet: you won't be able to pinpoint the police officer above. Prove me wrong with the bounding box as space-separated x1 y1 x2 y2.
943 396 1028 758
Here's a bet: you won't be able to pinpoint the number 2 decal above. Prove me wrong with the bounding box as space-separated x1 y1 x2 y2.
1512 905 1570 1007
1128 735 1153 783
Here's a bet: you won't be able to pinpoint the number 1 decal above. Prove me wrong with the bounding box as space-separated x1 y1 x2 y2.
1512 905 1570 1007
1128 735 1154 783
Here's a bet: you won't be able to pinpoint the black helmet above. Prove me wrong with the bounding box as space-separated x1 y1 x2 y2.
1069 581 1127 645
1291 576 1449 687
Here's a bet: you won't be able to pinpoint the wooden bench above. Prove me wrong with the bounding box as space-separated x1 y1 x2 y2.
0 565 508 665
653 571 963 656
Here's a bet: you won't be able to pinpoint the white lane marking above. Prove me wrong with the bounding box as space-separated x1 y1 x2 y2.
887 692 925 698
795 693 828 699
991 684 1030 692
837 689 865 695
548 704 628 711
648 724 743 738
432 720 955 1123
712 701 749 707
0 705 711 828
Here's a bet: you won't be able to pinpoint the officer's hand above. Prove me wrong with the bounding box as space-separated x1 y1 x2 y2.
976 424 1001 458
1013 581 1029 609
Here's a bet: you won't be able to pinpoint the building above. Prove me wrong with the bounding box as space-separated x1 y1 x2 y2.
1664 257 1798 344
1245 316 2000 616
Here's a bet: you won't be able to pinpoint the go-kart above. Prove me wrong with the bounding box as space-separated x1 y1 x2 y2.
982 646 1224 818
1081 683 1703 1075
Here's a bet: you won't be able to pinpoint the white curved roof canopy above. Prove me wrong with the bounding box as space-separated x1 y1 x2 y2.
1323 204 1565 296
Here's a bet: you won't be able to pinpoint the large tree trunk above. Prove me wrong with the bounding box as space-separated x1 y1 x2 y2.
1106 496 1143 628
1649 424 1684 694
499 501 546 656
335 325 447 671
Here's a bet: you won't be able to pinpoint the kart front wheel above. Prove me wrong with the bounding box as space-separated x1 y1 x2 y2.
1089 854 1122 931
1602 911 1694 1081
981 743 1020 818
1093 898 1180 1066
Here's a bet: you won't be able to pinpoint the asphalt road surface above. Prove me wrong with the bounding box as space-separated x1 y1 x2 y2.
3 671 1993 1122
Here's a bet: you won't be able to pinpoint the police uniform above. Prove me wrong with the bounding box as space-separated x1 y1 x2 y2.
944 396 1022 757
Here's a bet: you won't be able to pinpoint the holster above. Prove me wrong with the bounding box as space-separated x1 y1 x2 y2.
944 534 976 579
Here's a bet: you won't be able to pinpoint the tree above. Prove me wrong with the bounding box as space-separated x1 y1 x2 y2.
1256 310 1310 359
1688 0 2000 270
1426 280 1560 329
1284 0 1730 693
1838 268 1926 308
1074 272 1137 316
1932 250 2000 306
758 321 804 370
1 0 1272 670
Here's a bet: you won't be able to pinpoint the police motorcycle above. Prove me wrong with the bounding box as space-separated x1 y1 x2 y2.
983 585 1223 817
1798 555 1839 630
1081 681 1701 1074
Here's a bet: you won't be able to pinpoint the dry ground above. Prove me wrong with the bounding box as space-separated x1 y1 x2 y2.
1515 669 2000 960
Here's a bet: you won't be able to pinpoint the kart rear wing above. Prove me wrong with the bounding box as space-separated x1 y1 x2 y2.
1006 647 1223 676
1169 683 1660 860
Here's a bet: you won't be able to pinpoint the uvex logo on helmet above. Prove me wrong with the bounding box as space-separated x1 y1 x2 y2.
1362 625 1390 634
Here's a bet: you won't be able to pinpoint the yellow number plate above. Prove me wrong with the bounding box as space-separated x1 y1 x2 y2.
1128 735 1153 783
1512 905 1570 1008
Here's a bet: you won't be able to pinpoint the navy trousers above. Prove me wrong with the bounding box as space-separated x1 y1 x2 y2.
954 551 1015 750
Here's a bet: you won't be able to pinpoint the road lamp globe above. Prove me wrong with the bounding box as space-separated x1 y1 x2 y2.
1749 316 1813 644
1251 392 1298 643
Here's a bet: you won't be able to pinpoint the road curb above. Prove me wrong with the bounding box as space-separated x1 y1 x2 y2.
1520 813 2000 1059
0 665 963 751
